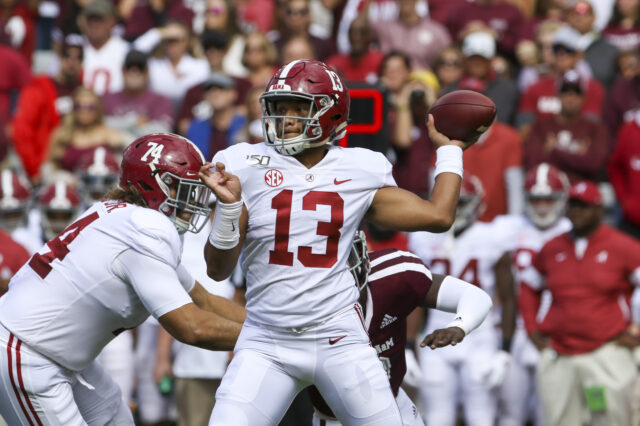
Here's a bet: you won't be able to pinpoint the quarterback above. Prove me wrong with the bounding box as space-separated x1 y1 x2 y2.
0 134 245 425
199 60 475 425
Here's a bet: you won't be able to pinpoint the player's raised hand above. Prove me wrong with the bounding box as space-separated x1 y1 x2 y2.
199 162 242 204
426 114 475 151
420 326 465 350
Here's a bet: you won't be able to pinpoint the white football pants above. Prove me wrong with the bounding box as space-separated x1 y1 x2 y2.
209 304 402 426
0 324 133 425
312 387 424 426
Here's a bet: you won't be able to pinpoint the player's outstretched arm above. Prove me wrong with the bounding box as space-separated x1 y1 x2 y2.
200 162 248 281
159 304 242 351
189 281 247 323
419 273 493 349
366 115 466 232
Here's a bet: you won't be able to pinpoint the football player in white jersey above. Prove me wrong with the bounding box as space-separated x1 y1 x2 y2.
495 163 571 426
198 60 477 426
0 134 246 426
408 175 517 426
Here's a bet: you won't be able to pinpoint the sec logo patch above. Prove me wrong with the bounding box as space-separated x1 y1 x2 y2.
265 169 283 187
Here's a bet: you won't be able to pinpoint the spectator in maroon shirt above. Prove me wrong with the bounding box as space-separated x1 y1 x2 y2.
12 36 82 182
445 0 525 58
236 0 275 33
524 70 610 183
103 50 174 138
118 0 194 42
517 26 605 134
520 181 640 426
0 42 31 135
604 51 640 137
608 116 640 240
0 0 36 65
269 0 333 63
326 14 383 84
604 0 640 52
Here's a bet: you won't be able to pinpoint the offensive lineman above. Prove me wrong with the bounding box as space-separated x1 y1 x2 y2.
199 60 476 425
0 134 246 425
309 232 493 425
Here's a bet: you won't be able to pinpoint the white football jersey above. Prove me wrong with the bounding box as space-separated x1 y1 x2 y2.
491 215 572 290
83 36 129 95
213 142 396 328
409 222 511 353
0 202 193 371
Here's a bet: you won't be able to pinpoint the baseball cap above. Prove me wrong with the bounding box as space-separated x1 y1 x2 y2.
201 30 229 51
124 50 148 69
83 0 115 17
462 32 496 59
204 72 235 90
559 70 584 94
569 181 602 206
552 26 583 52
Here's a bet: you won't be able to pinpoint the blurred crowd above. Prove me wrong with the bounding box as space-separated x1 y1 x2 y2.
1 0 640 424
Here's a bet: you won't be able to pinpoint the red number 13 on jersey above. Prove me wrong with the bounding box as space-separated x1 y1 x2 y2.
269 190 344 268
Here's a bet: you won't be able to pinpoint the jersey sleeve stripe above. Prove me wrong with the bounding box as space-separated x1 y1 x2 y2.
368 262 433 282
370 250 420 268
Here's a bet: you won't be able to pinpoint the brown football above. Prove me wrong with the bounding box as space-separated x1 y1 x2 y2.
428 90 497 142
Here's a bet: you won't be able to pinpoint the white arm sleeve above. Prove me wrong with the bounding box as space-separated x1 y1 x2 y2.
504 167 524 215
113 249 193 319
435 275 493 336
631 267 640 324
176 263 196 293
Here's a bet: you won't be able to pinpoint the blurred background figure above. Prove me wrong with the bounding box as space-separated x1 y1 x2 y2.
103 50 174 138
118 0 194 42
74 147 120 205
520 181 640 426
12 34 83 184
608 114 640 240
432 47 464 95
373 0 450 71
409 175 516 426
603 0 640 52
241 32 277 89
36 180 83 242
186 72 245 159
0 0 36 65
79 0 129 96
281 35 316 63
524 70 610 184
0 169 33 252
0 225 29 296
133 20 209 113
45 87 127 178
495 163 571 426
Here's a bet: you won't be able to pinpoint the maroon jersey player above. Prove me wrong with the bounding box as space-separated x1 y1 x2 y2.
309 232 493 425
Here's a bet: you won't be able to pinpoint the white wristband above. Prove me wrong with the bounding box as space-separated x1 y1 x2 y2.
208 200 243 250
434 145 463 178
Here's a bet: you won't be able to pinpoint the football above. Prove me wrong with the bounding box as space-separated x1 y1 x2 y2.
428 90 497 142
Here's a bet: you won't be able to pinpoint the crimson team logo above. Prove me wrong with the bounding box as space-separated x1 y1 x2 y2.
265 169 283 187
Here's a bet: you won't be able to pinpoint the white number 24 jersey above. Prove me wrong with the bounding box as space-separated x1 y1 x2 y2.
213 142 396 328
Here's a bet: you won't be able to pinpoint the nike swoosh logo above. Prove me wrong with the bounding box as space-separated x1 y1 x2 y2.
334 178 352 185
329 335 347 345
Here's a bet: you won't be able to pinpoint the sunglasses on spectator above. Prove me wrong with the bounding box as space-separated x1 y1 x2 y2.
207 5 226 15
74 103 98 111
552 45 576 55
164 37 186 44
287 8 309 16
245 44 266 53
439 60 461 67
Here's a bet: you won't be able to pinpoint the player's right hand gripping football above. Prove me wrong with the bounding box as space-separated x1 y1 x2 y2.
199 162 242 204
426 114 474 151
420 326 465 350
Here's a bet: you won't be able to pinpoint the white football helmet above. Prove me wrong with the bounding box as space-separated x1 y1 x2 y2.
524 163 569 229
